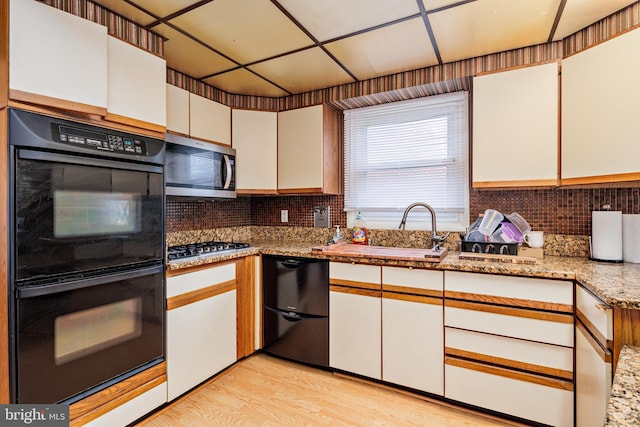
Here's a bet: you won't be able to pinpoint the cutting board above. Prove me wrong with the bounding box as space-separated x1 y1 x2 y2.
312 242 447 262
458 252 538 265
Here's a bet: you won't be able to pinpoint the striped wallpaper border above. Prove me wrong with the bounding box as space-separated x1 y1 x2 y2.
42 0 640 111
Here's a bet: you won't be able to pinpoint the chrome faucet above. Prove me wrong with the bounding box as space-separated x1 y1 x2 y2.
398 202 450 251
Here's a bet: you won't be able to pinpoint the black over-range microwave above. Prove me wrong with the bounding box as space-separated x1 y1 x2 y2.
165 133 236 199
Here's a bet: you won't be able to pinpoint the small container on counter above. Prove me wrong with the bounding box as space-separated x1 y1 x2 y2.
351 211 368 245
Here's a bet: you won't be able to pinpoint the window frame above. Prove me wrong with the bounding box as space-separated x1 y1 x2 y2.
343 92 470 232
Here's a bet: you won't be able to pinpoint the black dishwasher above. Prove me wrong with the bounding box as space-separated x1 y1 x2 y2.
262 255 329 368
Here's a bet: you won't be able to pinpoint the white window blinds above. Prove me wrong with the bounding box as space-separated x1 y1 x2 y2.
344 92 469 231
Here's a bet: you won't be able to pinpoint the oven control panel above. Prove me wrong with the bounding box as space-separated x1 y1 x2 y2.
52 124 148 156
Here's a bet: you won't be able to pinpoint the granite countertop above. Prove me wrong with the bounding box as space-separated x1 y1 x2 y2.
167 241 640 309
606 345 640 426
260 241 640 309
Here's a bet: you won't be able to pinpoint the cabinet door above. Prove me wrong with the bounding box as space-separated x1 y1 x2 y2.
166 263 238 401
166 84 190 136
232 109 278 193
9 0 108 112
167 289 237 401
382 295 443 395
277 105 341 194
329 289 381 379
472 62 559 188
575 323 612 427
575 285 613 427
278 105 324 191
190 94 231 145
107 37 166 128
562 27 640 185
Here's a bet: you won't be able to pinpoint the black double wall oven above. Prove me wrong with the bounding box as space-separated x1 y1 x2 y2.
8 108 166 404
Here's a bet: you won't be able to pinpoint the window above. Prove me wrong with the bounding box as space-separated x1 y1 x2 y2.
344 92 469 231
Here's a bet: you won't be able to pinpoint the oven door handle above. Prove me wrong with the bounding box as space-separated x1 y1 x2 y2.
17 264 164 299
18 149 163 174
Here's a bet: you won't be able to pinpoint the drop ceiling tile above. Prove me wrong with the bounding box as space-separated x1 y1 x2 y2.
90 0 157 26
428 0 561 63
168 0 314 64
128 0 204 19
326 18 438 80
249 48 355 94
203 69 289 97
424 0 475 11
552 0 637 40
277 0 419 41
154 24 237 78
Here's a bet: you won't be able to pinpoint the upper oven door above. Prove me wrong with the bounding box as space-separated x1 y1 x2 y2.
13 149 164 283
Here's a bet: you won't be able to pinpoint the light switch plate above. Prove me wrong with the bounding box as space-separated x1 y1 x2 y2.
281 210 288 222
313 206 330 228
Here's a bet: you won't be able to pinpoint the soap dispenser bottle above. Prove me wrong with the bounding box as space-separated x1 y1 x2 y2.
332 225 342 244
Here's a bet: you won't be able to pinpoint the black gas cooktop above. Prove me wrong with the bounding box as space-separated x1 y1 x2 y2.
167 241 252 260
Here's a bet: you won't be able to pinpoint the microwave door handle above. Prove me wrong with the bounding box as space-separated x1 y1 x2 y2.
222 154 232 190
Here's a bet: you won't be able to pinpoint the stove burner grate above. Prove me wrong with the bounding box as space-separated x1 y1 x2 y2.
167 241 251 260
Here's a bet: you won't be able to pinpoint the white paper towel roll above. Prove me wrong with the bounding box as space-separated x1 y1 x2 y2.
592 211 622 262
623 214 640 263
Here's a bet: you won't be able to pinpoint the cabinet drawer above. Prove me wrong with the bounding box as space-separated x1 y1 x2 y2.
83 382 167 427
330 262 380 289
446 327 573 379
445 271 573 312
382 266 442 294
444 301 574 347
445 363 574 427
167 263 236 298
576 284 613 343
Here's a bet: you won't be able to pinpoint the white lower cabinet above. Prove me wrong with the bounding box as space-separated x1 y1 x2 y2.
329 288 381 379
575 285 613 427
445 363 574 427
381 266 443 395
166 263 237 401
83 382 167 427
329 262 444 393
444 271 574 426
329 262 381 379
382 296 443 395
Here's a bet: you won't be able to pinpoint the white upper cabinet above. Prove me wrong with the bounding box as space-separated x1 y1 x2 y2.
472 62 559 188
232 109 278 194
562 27 640 185
166 84 190 136
107 37 166 128
189 94 231 145
277 104 342 194
166 85 232 145
9 0 108 112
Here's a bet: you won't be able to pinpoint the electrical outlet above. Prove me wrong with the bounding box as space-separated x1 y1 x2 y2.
281 210 288 222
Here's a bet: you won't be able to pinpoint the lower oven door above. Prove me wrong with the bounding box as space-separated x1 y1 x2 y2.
13 265 164 404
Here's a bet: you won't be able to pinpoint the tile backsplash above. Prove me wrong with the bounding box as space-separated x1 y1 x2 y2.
167 185 640 237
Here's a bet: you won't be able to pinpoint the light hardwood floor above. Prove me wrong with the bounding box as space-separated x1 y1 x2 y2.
137 354 525 426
